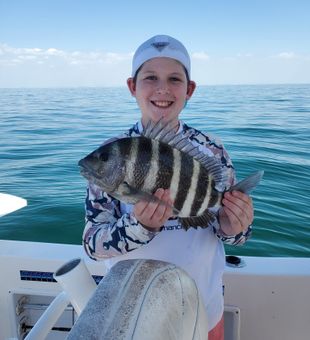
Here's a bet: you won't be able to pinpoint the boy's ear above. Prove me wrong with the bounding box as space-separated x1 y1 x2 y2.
186 81 196 100
127 78 136 96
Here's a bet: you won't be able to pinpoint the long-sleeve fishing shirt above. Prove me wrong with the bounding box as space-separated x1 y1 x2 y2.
82 120 252 261
82 120 253 331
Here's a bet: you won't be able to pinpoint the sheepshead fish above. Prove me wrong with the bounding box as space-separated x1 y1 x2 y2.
78 120 263 230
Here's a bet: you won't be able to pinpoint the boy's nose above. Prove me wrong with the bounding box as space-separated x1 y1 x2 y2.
155 83 170 94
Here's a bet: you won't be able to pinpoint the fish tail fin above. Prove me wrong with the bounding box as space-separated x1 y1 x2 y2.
229 170 264 195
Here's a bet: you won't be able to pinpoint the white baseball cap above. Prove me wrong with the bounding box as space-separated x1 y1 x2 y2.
131 35 191 78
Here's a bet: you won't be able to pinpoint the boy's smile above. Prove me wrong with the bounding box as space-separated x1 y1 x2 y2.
151 100 173 108
127 57 196 127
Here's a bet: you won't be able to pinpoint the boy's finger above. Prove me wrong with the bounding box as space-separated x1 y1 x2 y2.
134 200 149 216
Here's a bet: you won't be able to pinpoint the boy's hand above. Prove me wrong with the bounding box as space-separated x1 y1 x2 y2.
133 188 173 232
219 191 254 236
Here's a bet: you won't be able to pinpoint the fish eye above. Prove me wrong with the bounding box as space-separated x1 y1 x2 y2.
100 152 109 162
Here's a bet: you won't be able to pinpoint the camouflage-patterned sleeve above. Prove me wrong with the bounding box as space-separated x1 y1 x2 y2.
211 139 252 245
82 183 159 261
214 223 253 245
187 125 252 246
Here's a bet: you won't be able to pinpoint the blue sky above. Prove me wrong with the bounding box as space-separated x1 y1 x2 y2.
1 0 309 87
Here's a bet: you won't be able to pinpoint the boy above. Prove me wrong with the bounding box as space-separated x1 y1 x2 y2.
82 35 253 339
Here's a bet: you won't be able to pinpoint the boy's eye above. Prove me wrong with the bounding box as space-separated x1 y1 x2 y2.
145 75 157 81
170 77 182 82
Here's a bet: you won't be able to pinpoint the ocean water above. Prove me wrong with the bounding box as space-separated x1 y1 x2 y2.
1 84 309 257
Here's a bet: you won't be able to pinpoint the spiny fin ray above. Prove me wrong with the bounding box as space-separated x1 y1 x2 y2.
142 118 225 189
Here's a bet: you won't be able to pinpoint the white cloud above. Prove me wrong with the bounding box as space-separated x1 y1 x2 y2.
0 43 132 66
271 52 310 61
1 43 309 87
46 48 65 56
105 52 133 62
191 52 310 85
18 55 37 60
274 52 297 59
0 43 133 87
191 52 210 60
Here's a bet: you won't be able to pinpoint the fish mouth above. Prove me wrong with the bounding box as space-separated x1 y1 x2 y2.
79 160 111 191
78 159 101 180
79 166 97 180
151 100 174 108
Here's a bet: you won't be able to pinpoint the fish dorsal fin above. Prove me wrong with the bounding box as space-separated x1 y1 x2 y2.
143 118 179 140
142 119 226 190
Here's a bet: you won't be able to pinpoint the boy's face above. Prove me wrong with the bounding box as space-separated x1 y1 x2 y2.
127 57 196 127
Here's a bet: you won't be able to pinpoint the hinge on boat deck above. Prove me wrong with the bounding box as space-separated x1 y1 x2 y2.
18 315 29 338
16 295 28 316
13 292 75 338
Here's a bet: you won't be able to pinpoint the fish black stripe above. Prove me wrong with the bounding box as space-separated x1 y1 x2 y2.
174 152 194 212
207 179 221 208
190 165 208 215
118 137 133 159
118 138 136 187
155 141 174 190
133 137 153 189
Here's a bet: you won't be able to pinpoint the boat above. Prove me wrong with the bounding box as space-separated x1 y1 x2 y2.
0 195 309 339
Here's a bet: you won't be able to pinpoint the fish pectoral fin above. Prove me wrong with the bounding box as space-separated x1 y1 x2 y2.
179 210 216 230
119 182 156 202
119 182 141 197
119 182 179 214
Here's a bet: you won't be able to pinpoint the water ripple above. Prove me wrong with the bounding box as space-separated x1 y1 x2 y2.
1 85 309 257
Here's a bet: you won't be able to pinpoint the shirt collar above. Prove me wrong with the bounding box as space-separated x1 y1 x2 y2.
137 119 184 134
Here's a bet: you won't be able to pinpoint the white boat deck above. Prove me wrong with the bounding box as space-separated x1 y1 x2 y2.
0 240 309 340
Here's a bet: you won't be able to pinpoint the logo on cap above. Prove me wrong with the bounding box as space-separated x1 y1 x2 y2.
151 42 169 52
